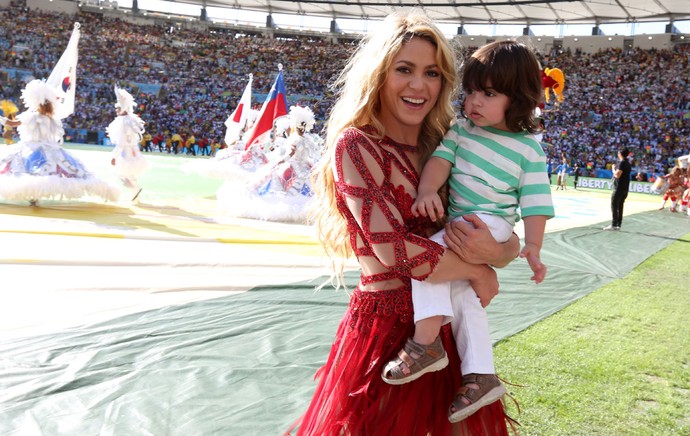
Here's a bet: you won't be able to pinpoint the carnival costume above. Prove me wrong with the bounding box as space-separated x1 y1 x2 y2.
291 127 509 435
107 86 148 201
657 167 685 212
184 109 264 180
1 100 19 145
0 80 119 204
216 106 323 222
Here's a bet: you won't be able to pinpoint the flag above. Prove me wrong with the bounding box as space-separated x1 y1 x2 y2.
46 22 81 120
244 66 288 150
224 74 253 145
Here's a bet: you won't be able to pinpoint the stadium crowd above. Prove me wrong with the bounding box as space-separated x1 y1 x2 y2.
1 2 688 179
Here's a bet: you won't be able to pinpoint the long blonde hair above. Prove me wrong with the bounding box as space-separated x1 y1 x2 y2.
310 9 459 287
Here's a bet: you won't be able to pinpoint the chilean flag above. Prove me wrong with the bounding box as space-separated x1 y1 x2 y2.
224 74 252 145
244 65 288 150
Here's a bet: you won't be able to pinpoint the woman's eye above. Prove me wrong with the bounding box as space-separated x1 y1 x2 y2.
396 67 411 74
426 70 440 78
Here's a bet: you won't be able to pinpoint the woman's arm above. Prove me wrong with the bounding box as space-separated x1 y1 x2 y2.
334 129 501 305
336 131 444 280
443 214 520 268
0 116 21 128
426 249 499 307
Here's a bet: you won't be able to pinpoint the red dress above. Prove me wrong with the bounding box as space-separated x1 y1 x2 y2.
290 127 510 435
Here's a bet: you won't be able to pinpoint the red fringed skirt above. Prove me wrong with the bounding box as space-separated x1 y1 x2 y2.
289 286 510 435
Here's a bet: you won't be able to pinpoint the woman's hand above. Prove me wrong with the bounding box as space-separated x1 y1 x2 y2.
443 215 519 267
427 253 500 307
469 263 499 308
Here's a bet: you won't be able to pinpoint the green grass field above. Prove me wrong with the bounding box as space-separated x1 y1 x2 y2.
495 233 690 435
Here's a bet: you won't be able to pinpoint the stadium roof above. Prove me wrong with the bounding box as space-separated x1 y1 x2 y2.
191 0 690 26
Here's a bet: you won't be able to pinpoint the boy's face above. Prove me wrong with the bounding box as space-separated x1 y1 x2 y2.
464 80 510 131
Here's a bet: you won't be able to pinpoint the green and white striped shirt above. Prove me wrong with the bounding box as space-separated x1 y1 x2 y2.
432 119 554 225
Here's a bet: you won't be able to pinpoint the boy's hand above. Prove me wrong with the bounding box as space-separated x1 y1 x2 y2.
520 243 547 284
411 192 444 222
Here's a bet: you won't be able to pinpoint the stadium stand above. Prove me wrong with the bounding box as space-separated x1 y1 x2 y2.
1 2 688 180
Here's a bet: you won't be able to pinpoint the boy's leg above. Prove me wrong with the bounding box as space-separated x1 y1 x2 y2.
447 213 512 374
450 281 494 375
411 276 453 344
447 282 506 422
447 214 511 422
382 279 450 384
382 228 453 385
411 226 454 326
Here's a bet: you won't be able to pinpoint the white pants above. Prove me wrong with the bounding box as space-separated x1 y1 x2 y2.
411 214 512 375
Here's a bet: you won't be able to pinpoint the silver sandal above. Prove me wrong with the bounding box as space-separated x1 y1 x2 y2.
381 336 448 385
448 373 507 422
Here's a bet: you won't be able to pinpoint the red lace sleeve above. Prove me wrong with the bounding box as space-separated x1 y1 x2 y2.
333 128 444 284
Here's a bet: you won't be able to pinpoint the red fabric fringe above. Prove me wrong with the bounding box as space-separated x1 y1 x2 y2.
288 287 511 435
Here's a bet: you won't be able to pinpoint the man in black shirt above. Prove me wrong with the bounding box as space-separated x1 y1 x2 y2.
604 147 632 230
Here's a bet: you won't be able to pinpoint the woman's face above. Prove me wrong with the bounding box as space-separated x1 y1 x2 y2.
378 37 442 141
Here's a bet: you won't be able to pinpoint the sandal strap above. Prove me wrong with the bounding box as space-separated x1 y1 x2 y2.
459 374 501 404
385 336 445 379
398 337 439 372
397 346 417 372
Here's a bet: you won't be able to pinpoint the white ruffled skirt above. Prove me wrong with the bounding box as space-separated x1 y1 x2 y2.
0 141 120 203
113 147 149 181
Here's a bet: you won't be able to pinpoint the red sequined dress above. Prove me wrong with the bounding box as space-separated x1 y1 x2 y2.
291 127 510 435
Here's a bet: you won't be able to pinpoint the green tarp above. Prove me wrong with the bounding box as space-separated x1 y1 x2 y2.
1 210 688 435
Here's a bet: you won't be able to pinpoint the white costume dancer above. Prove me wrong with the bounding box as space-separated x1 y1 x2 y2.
0 79 119 205
107 86 148 202
217 105 324 222
184 109 264 180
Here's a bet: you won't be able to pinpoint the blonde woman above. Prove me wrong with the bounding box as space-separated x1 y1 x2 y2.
290 10 519 435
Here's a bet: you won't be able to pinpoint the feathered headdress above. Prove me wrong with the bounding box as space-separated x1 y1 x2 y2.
247 109 260 124
0 100 19 117
21 79 58 111
114 85 136 113
289 105 315 133
274 115 291 136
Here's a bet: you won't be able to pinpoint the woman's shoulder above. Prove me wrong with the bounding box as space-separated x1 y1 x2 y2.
336 126 378 152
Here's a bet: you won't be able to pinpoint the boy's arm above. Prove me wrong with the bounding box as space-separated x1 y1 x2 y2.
413 156 453 222
522 215 546 251
417 156 452 195
521 215 548 283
